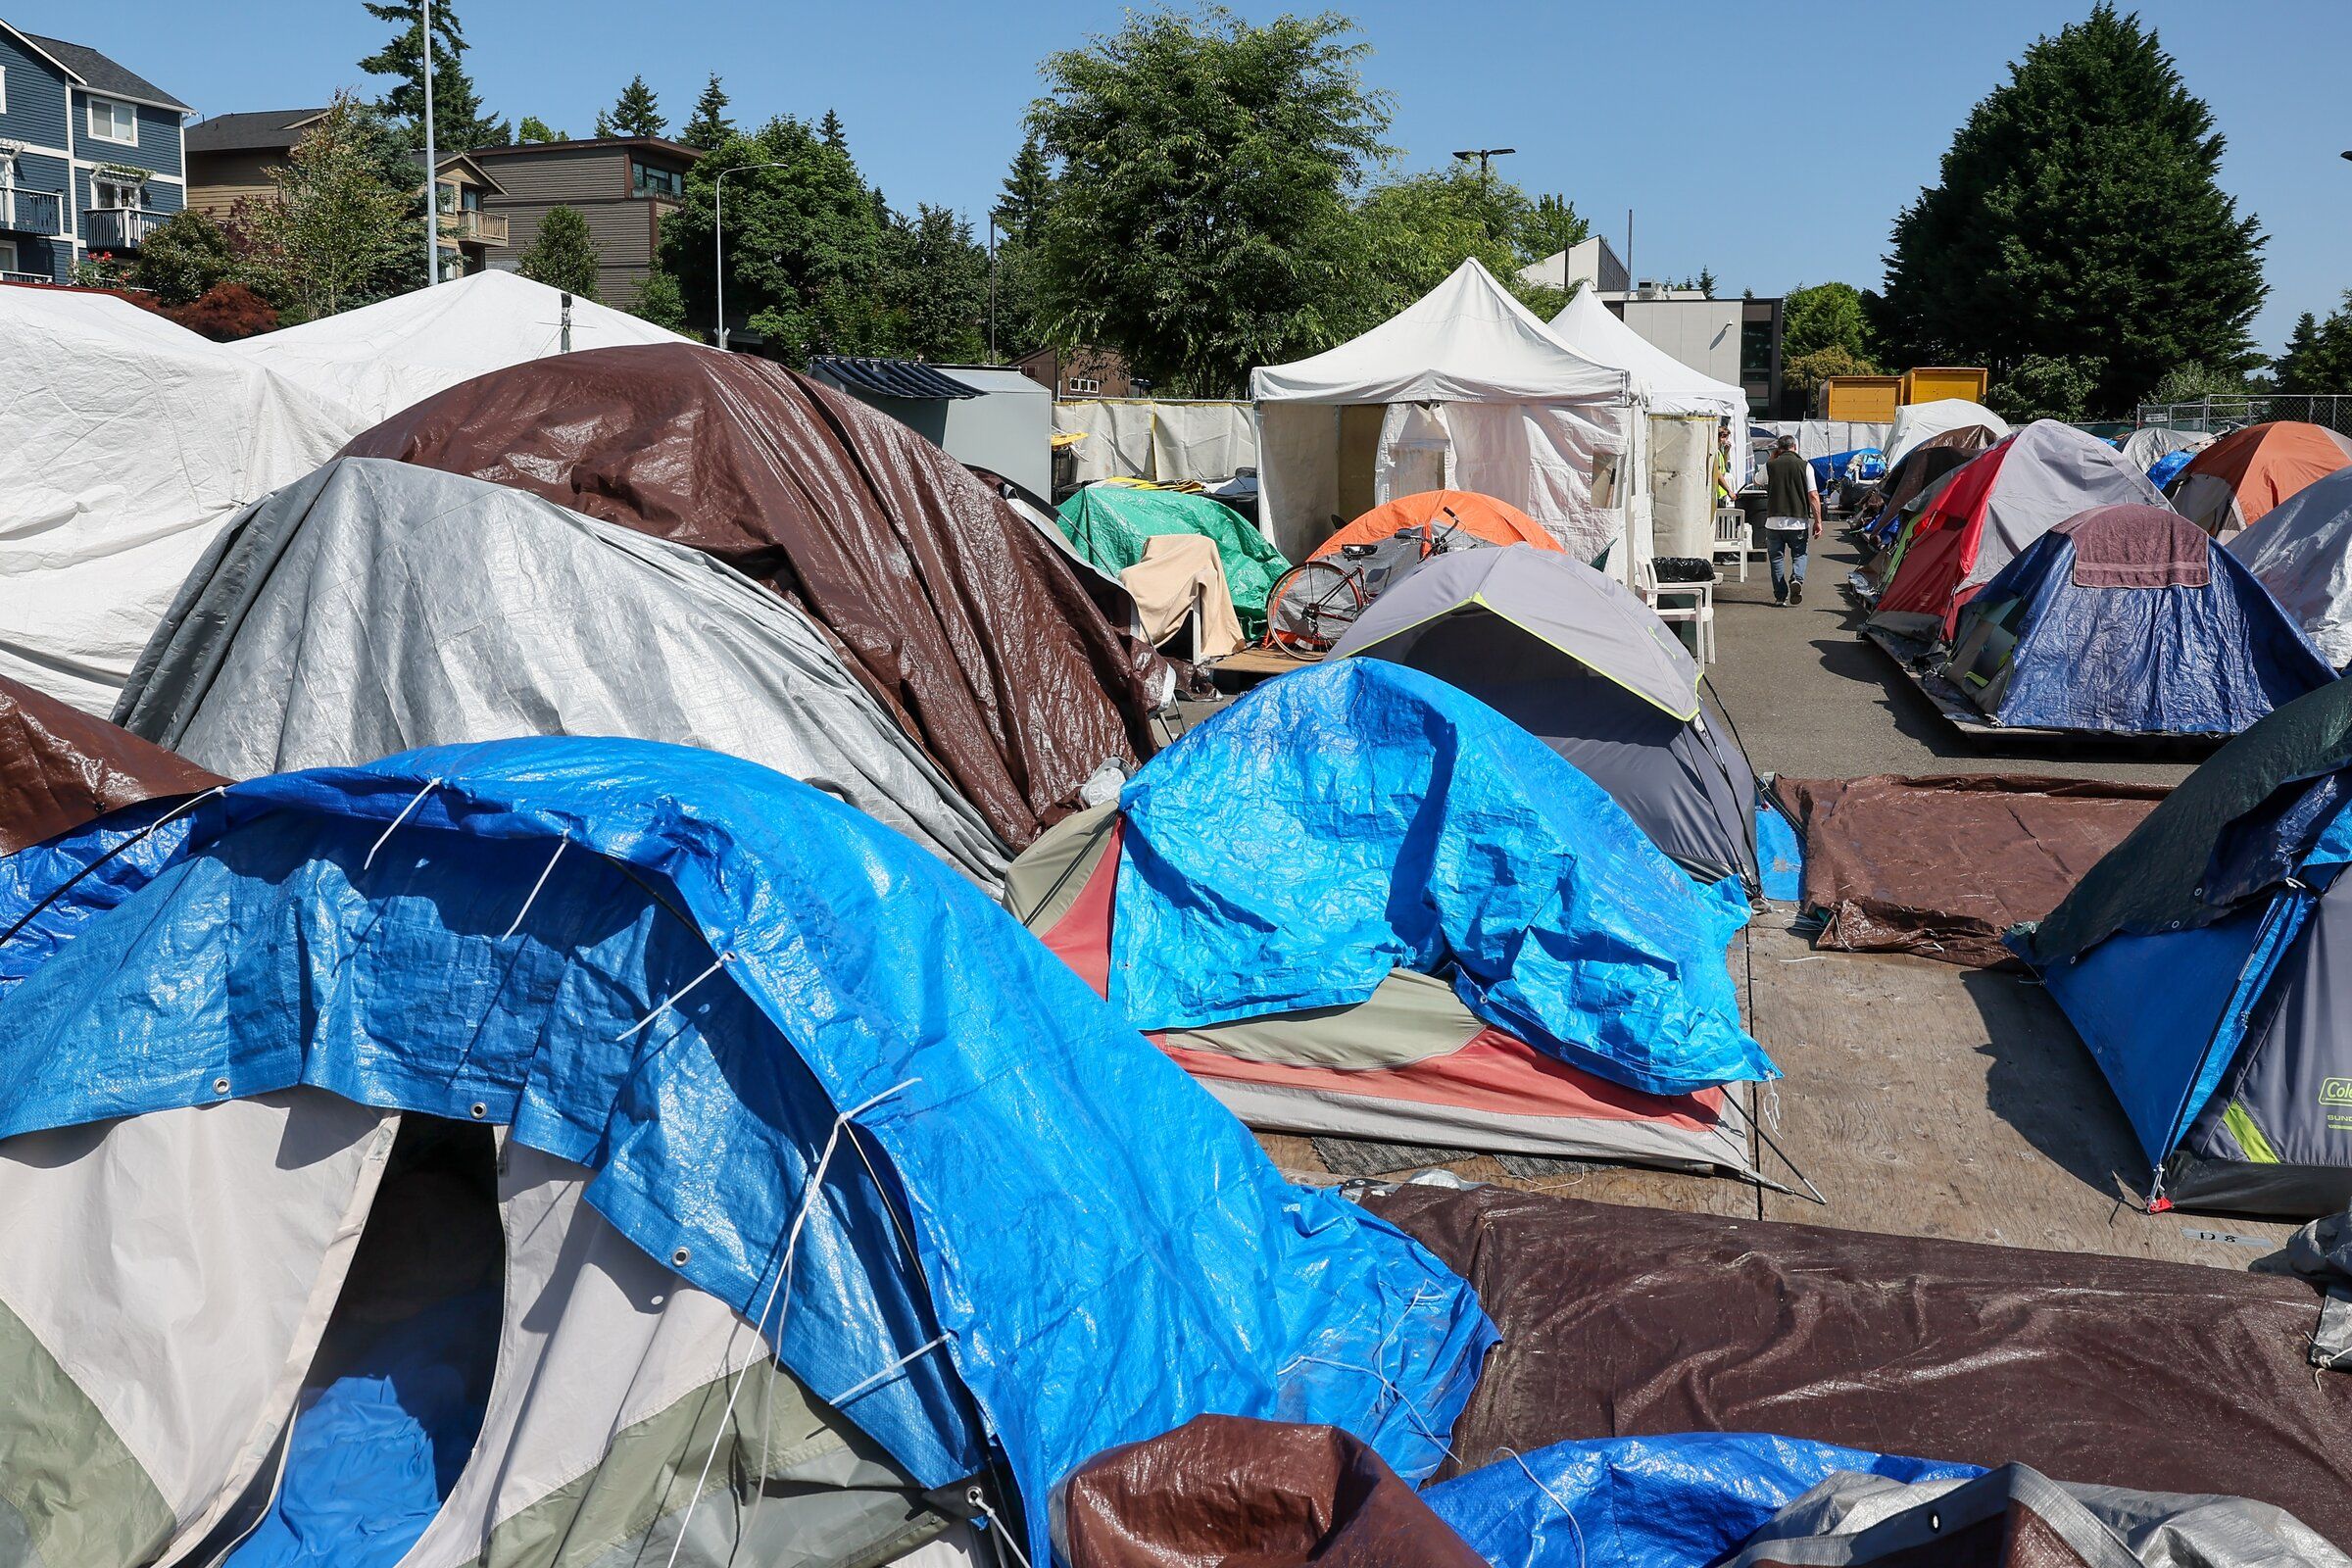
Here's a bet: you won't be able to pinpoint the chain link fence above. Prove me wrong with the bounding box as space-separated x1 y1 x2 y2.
2132 394 2352 437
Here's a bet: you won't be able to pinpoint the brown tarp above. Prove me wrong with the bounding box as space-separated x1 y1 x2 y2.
339 344 1169 848
1774 774 2167 966
1062 1415 1487 1568
1362 1184 2352 1548
0 672 221 856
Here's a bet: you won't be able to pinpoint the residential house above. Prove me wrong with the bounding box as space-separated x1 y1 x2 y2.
0 20 188 284
1015 344 1138 399
466 136 699 307
186 110 509 280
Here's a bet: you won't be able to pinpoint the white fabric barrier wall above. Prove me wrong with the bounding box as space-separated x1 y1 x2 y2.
1054 400 1257 484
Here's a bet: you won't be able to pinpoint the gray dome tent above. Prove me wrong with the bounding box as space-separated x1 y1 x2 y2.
1328 545 1759 889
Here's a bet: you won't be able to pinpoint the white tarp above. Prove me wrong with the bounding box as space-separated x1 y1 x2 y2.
0 288 356 715
2121 425 2211 472
1883 399 2010 466
1054 400 1257 484
230 270 686 435
1250 260 1633 563
1753 419 1893 464
2227 466 2352 666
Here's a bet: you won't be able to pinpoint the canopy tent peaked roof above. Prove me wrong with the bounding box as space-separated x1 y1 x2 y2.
1547 287 1745 417
1250 259 1631 407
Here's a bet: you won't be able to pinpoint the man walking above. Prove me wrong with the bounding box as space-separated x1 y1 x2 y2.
1761 434 1822 606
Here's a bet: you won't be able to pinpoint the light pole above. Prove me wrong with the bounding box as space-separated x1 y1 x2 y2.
1452 146 1516 182
420 0 437 285
713 161 789 352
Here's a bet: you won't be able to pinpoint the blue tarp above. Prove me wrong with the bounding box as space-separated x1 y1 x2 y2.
2148 448 2197 490
0 738 1494 1565
1756 802 1803 903
1965 530 2335 735
1110 662 1774 1098
1424 1434 1983 1568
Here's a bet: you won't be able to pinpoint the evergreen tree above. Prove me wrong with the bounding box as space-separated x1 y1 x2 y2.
516 205 602 299
1878 4 2264 413
604 74 666 138
1696 267 1718 299
359 0 508 151
680 74 735 149
993 134 1054 245
516 115 565 143
880 203 987 362
1517 193 1589 261
819 109 846 150
2275 298 2352 394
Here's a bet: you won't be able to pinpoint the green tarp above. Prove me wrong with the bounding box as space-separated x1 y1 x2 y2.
1056 486 1290 637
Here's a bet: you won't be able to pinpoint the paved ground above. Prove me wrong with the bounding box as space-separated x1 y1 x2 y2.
1706 527 2199 787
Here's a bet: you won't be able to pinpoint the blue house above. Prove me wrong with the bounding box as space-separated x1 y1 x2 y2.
0 19 188 285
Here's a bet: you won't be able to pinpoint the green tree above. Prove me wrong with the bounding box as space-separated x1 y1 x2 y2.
1877 5 2263 413
516 115 565 143
1028 7 1392 396
1348 166 1555 326
1785 344 1878 403
600 74 665 139
1988 353 2105 423
994 134 1054 245
628 269 692 334
516 205 602 298
1696 267 1718 299
880 204 987 362
359 0 508 151
657 115 892 363
236 92 418 318
1782 281 1878 366
680 74 734 149
2147 361 2244 404
2275 297 2352 394
131 208 239 305
986 135 1058 359
818 110 847 150
1517 192 1590 263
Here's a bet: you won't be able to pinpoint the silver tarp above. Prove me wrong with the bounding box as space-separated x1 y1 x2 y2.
115 457 1010 886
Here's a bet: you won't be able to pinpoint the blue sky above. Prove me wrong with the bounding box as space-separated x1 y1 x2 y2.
17 0 2345 354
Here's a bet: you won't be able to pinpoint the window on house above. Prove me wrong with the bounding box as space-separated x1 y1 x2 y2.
0 66 10 116
87 97 137 146
1066 376 1102 395
95 175 144 213
0 240 19 276
630 160 682 198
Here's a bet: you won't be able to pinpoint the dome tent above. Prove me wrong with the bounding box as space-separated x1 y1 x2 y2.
2228 465 2352 665
0 738 1491 1568
1313 489 1563 558
2014 678 2352 1215
1328 545 1760 888
2168 420 2352 540
112 457 1011 887
1250 260 1639 570
0 287 354 715
1881 399 2010 466
1945 505 2334 736
1004 661 1771 1178
1870 420 2166 645
338 343 1170 851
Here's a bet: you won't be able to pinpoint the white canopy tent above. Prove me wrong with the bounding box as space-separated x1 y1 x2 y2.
1883 398 2010 466
230 270 687 435
0 288 355 714
1550 287 1750 476
1250 260 1640 570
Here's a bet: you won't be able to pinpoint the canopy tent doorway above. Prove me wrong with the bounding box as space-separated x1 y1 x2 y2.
1250 261 1642 577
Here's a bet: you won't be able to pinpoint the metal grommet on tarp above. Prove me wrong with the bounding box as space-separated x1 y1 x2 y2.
671 1246 691 1267
469 1102 488 1120
212 1077 230 1095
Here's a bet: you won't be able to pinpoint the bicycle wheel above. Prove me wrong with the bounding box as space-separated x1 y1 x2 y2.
1263 560 1366 657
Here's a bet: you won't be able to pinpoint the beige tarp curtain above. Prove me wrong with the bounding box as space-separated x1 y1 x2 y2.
1054 400 1258 484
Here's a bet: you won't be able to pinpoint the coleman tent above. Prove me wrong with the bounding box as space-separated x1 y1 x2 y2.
1250 260 1637 568
2013 678 2352 1214
339 343 1170 850
1870 420 2166 644
1881 398 2009 466
0 287 353 714
1054 484 1289 638
1943 504 2335 736
1004 660 1770 1176
2168 421 2352 539
111 457 1011 887
0 738 1491 1568
1327 545 1759 888
230 270 685 433
2228 465 2352 665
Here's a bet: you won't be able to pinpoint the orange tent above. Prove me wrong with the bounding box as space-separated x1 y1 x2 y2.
2169 421 2352 538
1312 490 1562 559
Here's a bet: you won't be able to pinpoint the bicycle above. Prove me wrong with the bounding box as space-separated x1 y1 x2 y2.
1261 507 1473 659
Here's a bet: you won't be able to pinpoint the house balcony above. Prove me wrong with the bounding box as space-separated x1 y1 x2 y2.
0 270 49 286
0 187 65 235
84 206 163 252
441 210 509 245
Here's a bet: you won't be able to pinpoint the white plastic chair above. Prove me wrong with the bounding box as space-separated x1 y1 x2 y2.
1713 509 1759 582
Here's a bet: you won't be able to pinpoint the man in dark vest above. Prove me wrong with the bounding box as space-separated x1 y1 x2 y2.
1762 434 1823 606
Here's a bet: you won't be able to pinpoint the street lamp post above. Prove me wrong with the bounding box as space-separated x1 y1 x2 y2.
420 0 437 285
1452 146 1516 182
713 161 790 352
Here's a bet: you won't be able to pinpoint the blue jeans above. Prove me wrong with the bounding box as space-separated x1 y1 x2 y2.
1767 527 1809 599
